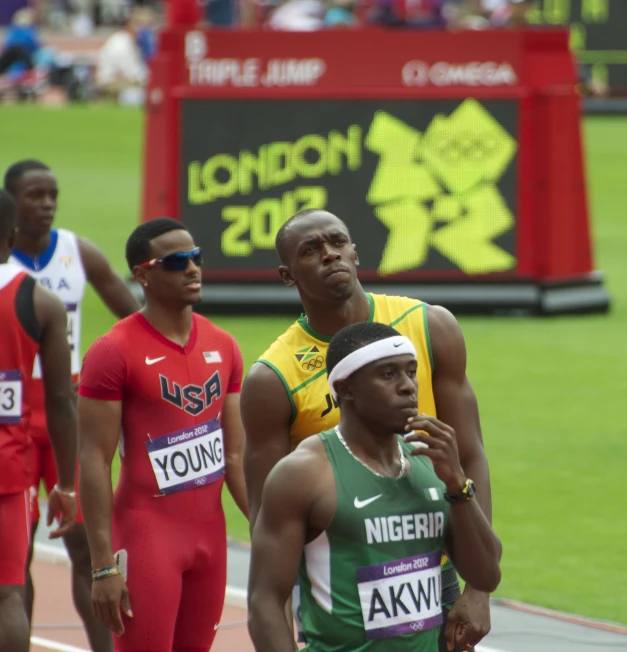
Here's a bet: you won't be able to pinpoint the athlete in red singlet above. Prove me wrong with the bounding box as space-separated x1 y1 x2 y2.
5 159 138 652
0 189 77 652
78 218 248 652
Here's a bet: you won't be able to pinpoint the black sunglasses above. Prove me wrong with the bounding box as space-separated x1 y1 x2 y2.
139 247 203 272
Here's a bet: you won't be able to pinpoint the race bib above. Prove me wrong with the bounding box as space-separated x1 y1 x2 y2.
145 419 225 496
0 370 22 424
357 551 442 640
65 305 78 352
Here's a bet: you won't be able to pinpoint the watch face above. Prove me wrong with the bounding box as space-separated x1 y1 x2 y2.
465 480 476 498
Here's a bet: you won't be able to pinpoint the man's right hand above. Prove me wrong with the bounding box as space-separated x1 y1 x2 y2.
92 573 133 636
47 486 77 538
403 415 466 494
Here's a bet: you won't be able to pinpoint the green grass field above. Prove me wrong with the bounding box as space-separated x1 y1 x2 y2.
1 106 625 625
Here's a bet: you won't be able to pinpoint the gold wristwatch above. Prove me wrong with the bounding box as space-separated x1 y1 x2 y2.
444 479 476 504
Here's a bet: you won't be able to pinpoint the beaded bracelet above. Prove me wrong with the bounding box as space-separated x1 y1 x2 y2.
92 565 121 581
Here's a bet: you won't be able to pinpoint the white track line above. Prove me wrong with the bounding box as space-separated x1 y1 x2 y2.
34 542 69 566
225 585 247 609
30 633 506 652
30 637 89 652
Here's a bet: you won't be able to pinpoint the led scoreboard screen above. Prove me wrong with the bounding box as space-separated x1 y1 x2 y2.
528 0 627 89
180 99 519 280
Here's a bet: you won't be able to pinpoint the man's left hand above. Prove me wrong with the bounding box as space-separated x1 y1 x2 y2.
445 587 491 651
47 486 77 539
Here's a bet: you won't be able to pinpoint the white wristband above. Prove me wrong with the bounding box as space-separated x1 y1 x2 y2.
53 484 76 498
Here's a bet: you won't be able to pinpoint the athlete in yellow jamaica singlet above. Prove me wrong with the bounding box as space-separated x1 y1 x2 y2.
241 209 495 652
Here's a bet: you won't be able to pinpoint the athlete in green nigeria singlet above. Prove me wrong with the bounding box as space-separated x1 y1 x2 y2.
299 429 450 652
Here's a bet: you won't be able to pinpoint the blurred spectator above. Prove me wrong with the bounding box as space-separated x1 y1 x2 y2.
205 0 239 27
579 65 610 99
448 0 491 28
364 0 446 28
95 6 154 103
71 0 128 29
264 0 457 29
267 0 326 30
0 9 40 77
450 0 531 28
136 15 158 62
324 0 358 27
489 0 531 27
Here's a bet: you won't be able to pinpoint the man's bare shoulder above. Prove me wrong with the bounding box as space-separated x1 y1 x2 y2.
241 360 290 404
426 304 465 345
33 280 68 324
245 360 282 385
293 433 326 457
426 303 458 329
265 435 328 491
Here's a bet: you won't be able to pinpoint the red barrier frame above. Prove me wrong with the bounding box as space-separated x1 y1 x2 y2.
141 25 599 289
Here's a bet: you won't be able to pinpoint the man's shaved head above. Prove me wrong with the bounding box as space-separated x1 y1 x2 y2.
275 209 345 264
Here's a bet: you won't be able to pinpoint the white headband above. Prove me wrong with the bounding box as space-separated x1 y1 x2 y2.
328 335 417 400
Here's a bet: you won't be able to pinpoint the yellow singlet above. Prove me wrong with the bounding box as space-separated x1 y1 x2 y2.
258 293 436 451
258 292 454 573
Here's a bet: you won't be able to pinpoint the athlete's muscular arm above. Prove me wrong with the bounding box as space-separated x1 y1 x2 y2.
222 392 249 518
427 306 491 523
78 338 131 636
77 396 121 569
427 305 494 647
445 501 502 594
248 446 326 652
77 395 131 636
241 362 293 529
78 237 139 318
404 417 501 593
34 284 77 537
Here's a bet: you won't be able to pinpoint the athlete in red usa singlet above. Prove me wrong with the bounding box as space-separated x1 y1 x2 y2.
0 189 77 652
78 218 248 652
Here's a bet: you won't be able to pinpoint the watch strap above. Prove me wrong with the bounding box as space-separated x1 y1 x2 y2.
444 479 474 504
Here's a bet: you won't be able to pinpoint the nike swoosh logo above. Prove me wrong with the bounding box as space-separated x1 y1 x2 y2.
145 356 166 365
354 494 383 509
393 342 402 347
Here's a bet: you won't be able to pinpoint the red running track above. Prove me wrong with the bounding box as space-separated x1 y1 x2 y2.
30 560 255 652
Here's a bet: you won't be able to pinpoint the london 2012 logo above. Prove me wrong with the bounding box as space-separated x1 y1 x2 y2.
187 98 517 276
364 99 517 276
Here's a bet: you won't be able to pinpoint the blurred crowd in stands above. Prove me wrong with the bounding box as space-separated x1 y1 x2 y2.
0 3 156 103
0 0 609 104
255 0 532 31
0 0 533 33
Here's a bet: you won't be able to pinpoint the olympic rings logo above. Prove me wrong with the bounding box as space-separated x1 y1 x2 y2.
195 477 208 486
302 355 324 372
410 620 425 631
429 131 499 164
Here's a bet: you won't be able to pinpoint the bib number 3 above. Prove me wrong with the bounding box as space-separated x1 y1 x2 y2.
0 370 22 424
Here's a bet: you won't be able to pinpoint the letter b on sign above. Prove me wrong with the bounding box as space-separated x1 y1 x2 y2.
186 31 207 61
